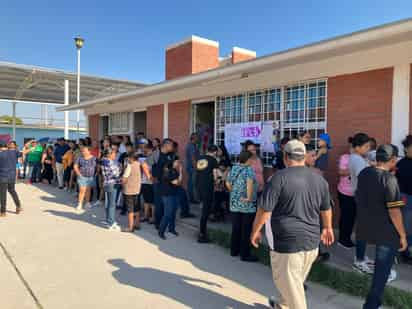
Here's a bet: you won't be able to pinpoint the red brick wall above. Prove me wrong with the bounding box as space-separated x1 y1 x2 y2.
192 41 219 74
146 105 164 140
168 101 191 160
232 51 255 64
88 114 100 142
166 41 219 80
166 43 193 80
327 67 394 191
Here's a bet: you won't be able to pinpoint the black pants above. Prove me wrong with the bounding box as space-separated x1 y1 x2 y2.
338 192 356 243
199 192 214 236
213 191 227 218
0 182 21 213
231 212 255 258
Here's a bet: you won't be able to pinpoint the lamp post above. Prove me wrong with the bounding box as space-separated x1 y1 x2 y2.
74 36 84 140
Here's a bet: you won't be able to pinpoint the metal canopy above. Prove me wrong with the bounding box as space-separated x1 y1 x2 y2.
0 61 146 104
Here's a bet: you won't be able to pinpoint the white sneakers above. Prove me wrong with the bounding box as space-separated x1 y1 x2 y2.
353 258 374 275
92 200 101 207
108 223 121 231
353 257 397 282
76 204 85 214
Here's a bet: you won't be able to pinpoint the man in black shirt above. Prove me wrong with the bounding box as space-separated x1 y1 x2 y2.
196 145 218 243
152 139 175 228
251 140 334 309
356 144 407 309
396 135 412 264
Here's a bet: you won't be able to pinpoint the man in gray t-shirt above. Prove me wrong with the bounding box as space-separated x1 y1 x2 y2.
251 140 334 309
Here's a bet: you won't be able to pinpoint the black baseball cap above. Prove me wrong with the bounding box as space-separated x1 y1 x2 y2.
376 144 399 162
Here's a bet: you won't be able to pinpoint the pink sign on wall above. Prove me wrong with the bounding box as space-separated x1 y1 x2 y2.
0 134 11 143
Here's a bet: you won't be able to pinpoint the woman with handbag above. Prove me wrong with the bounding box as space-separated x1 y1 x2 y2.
226 150 258 262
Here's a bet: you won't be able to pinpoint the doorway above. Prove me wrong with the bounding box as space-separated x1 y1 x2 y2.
192 101 214 154
134 111 147 138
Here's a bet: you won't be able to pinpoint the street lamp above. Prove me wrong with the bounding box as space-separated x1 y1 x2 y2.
74 36 84 140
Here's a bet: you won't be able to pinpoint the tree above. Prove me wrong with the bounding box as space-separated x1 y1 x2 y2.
0 115 23 125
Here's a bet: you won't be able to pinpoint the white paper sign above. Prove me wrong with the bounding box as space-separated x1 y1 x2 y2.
224 122 262 154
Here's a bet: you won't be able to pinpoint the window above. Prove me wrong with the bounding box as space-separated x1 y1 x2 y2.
215 80 327 166
109 112 130 134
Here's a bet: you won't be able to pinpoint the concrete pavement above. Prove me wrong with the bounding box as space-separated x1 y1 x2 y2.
0 183 369 308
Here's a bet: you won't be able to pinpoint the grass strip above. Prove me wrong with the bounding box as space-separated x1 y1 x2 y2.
207 228 412 309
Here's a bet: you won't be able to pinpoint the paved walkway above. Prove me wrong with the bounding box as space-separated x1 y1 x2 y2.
1 183 369 309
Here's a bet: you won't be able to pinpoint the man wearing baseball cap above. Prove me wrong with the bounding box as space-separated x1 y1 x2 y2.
251 139 334 309
356 144 407 309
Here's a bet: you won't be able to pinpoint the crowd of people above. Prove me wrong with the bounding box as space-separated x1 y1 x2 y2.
0 129 411 309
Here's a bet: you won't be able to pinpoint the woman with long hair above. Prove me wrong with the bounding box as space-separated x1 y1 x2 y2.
41 146 54 185
243 140 264 194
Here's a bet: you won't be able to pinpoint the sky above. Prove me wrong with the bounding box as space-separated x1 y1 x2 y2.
1 1 412 123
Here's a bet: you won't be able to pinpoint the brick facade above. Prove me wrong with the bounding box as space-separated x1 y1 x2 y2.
166 40 219 80
88 114 100 142
146 105 164 140
231 50 256 64
327 67 394 191
168 101 191 160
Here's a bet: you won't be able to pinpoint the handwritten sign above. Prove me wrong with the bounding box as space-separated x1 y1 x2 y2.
224 122 262 154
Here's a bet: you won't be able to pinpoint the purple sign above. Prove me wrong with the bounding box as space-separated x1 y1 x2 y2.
241 126 261 138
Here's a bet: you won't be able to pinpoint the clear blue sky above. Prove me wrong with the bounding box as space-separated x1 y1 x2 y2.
1 1 412 122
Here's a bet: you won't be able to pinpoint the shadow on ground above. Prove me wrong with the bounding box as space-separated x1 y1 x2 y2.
108 258 268 309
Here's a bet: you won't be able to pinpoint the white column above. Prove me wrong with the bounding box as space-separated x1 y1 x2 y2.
76 48 81 141
163 103 169 138
12 102 16 140
392 63 410 151
64 80 70 140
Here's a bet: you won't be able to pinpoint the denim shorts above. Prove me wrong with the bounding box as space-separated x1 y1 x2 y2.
77 175 95 187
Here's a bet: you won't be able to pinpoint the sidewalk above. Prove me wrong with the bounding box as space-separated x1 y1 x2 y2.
0 183 381 308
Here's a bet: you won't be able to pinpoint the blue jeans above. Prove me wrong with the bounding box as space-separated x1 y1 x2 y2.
356 239 367 261
401 194 412 257
154 183 164 227
104 184 117 225
176 186 190 216
186 168 195 201
364 245 397 309
159 195 178 234
28 162 41 182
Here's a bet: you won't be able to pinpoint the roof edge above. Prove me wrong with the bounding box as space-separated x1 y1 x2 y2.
58 17 412 112
166 35 219 51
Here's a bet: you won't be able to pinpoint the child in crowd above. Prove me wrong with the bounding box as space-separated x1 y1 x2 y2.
122 153 142 232
212 161 230 222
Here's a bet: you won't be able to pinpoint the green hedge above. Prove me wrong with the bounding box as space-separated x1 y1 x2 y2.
207 228 412 309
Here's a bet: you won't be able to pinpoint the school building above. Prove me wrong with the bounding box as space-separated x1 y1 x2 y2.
59 18 412 184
